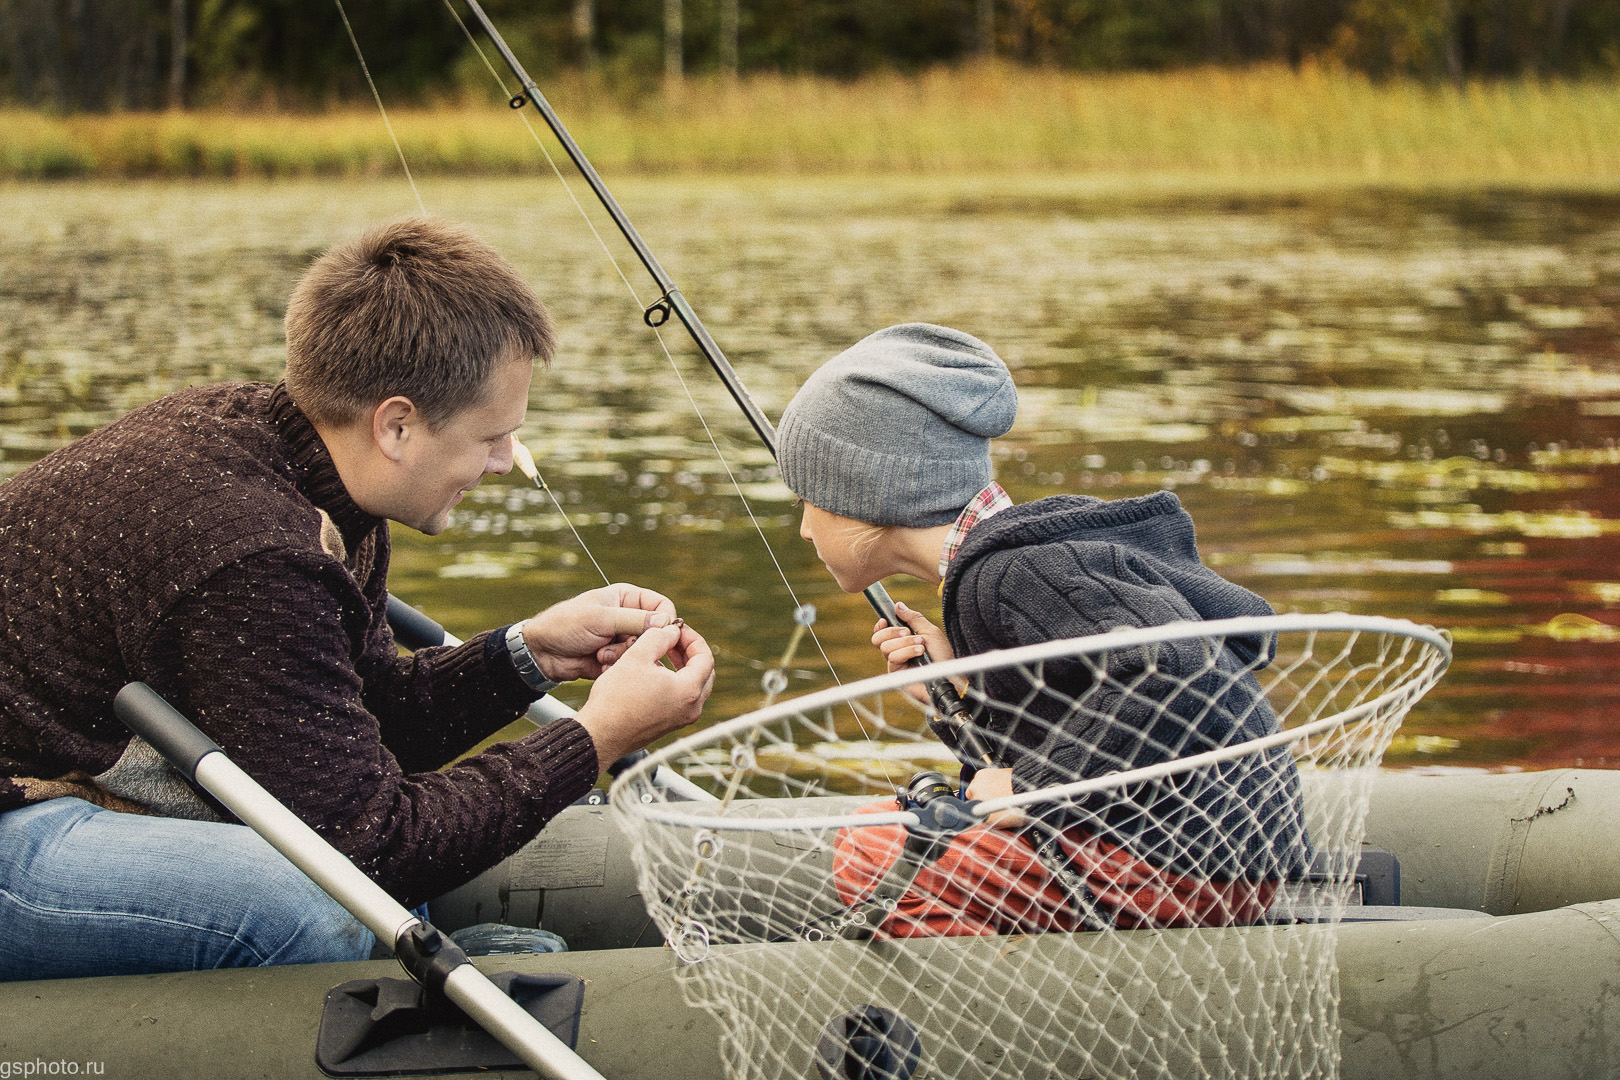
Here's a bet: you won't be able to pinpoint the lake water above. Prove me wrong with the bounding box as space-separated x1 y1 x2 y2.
3 176 1618 772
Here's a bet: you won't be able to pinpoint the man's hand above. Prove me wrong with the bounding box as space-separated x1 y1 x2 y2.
573 622 716 771
521 583 678 683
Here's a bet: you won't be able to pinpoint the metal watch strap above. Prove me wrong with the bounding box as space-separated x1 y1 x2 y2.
505 622 558 695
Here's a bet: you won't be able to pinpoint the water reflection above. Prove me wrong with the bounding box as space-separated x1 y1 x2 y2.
2 178 1618 771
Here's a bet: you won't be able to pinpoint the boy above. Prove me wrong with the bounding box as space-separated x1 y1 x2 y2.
779 323 1308 930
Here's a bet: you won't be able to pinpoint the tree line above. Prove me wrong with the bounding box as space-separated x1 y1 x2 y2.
3 0 1616 112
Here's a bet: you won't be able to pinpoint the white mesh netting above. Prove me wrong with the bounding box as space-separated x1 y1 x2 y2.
610 614 1450 1080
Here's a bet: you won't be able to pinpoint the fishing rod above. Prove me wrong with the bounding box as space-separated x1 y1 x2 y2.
461 0 989 769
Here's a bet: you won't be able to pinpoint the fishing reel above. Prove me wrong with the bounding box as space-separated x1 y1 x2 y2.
794 772 983 943
899 767 980 808
898 771 955 809
897 771 980 841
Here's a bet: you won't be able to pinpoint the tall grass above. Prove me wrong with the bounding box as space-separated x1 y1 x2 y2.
4 65 1619 184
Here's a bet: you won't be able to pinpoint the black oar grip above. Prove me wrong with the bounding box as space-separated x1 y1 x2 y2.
113 681 222 782
386 594 447 650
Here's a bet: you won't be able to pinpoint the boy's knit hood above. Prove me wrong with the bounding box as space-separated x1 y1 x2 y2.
944 490 1275 665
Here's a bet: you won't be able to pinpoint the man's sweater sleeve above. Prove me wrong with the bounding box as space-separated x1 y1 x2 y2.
138 549 601 906
348 556 545 774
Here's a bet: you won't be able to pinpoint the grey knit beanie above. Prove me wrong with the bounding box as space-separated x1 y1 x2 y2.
777 323 1018 527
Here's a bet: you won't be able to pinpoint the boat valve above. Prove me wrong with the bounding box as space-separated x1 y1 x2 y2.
814 1004 921 1080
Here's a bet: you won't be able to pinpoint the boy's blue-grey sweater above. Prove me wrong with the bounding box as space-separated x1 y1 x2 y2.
941 490 1312 883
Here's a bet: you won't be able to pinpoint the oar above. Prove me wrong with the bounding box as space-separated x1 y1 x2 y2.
112 680 609 1080
384 594 715 801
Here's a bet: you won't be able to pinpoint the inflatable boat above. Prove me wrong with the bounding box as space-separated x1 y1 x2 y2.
3 766 1618 1080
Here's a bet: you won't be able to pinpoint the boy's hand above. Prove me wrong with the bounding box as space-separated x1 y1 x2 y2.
872 601 957 706
871 601 954 669
965 767 1028 830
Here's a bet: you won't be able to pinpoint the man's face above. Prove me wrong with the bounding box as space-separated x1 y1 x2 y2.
394 359 532 535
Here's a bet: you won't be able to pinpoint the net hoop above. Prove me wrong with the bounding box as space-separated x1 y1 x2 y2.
608 612 1451 1080
610 613 1451 833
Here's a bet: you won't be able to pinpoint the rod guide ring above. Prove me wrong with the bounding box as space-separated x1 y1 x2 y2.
643 297 674 327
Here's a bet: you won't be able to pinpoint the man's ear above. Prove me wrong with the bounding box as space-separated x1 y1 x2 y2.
371 396 420 464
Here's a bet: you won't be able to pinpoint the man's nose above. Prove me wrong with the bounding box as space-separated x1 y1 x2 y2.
488 444 515 475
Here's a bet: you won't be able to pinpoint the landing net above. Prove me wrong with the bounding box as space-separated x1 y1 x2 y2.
610 614 1449 1080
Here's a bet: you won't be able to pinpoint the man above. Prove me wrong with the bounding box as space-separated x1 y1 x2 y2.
0 217 715 981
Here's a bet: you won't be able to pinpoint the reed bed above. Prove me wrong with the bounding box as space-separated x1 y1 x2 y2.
3 65 1619 184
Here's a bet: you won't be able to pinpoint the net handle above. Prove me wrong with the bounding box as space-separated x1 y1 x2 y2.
611 614 1451 832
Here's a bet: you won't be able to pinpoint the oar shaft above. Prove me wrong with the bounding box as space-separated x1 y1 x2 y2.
443 966 606 1080
112 682 608 1080
195 751 415 944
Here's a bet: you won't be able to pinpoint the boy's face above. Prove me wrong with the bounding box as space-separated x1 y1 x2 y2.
390 358 532 535
799 502 885 592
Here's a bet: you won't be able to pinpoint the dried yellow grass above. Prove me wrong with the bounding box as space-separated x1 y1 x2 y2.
3 65 1618 185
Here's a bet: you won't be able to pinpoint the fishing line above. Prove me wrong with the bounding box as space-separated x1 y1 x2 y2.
535 482 611 586
333 0 426 216
509 441 612 585
332 0 611 590
439 1 869 707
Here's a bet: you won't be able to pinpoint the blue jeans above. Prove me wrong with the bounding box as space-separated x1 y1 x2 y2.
0 798 376 982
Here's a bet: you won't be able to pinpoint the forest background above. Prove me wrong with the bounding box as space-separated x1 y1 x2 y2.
1 0 1617 180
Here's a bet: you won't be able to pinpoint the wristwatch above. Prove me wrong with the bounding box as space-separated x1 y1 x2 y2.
505 622 558 695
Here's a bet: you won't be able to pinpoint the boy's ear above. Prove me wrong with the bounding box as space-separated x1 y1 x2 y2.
371 396 419 463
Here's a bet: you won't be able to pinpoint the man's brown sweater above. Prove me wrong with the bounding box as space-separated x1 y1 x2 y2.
0 382 599 905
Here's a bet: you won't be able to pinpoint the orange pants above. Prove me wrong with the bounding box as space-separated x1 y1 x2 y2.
832 799 1278 938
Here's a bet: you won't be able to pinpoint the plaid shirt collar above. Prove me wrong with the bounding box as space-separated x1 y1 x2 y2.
938 481 1014 580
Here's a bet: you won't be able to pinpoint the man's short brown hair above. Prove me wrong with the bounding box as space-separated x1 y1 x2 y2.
284 217 555 428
